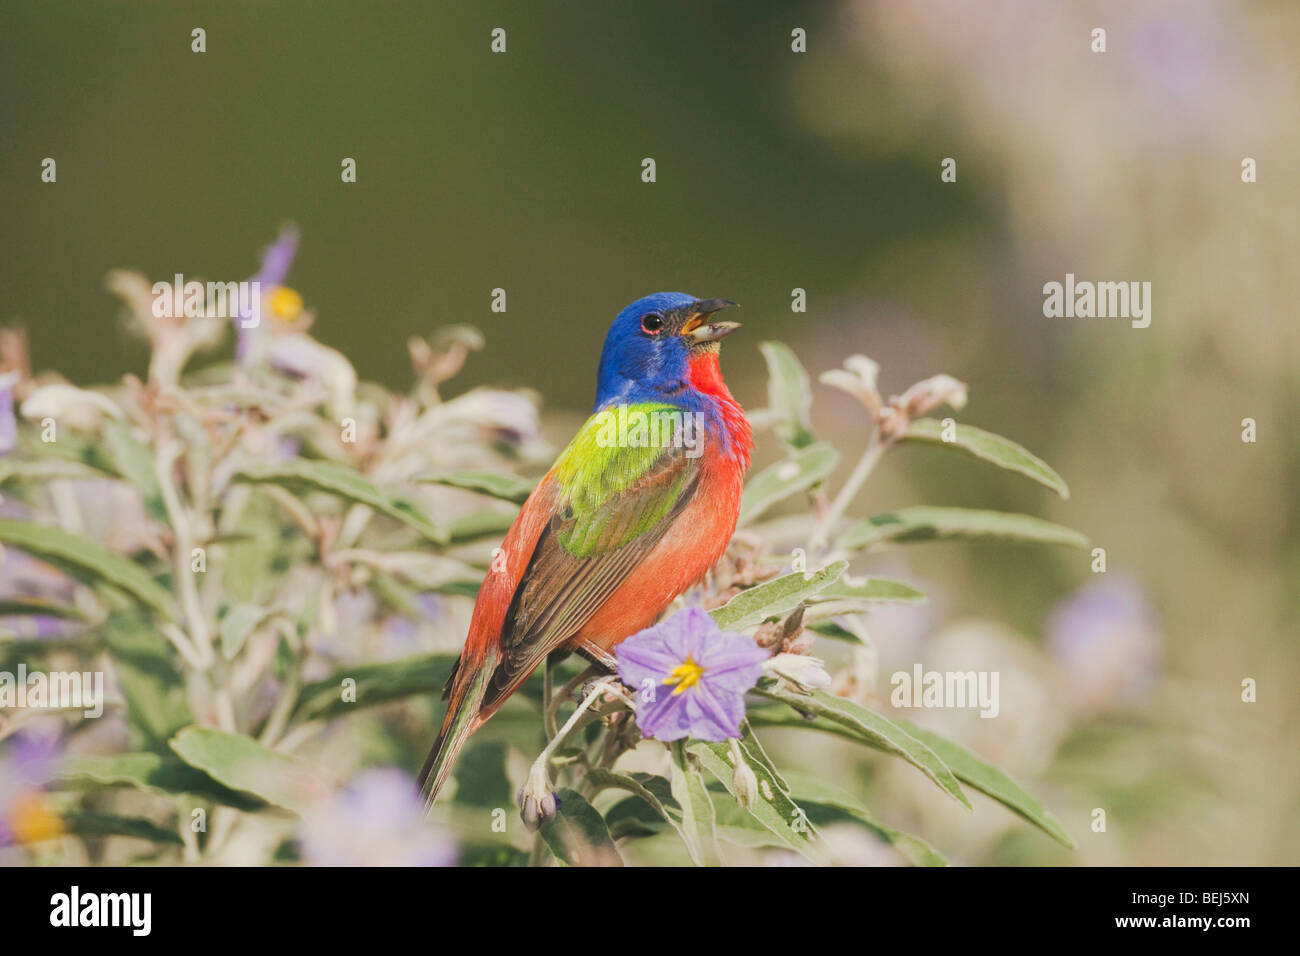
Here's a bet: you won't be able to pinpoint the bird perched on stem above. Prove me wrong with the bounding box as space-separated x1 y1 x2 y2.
419 293 752 807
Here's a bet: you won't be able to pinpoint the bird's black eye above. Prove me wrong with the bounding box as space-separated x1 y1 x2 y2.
640 313 664 335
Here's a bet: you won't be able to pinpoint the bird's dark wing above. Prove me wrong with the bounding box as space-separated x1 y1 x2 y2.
482 427 700 711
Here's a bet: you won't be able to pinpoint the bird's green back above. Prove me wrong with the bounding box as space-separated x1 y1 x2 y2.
551 402 695 557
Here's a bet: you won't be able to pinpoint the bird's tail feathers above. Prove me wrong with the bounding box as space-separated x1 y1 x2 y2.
419 655 496 809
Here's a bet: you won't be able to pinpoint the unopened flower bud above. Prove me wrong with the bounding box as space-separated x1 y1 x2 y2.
728 738 760 808
517 759 561 831
895 374 968 419
819 354 883 419
763 653 832 694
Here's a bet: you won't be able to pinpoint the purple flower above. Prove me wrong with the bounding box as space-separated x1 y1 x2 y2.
236 225 300 364
0 370 19 456
297 768 456 867
4 729 61 790
255 225 300 290
1047 577 1162 714
379 593 442 657
0 729 65 847
616 607 768 742
0 545 82 640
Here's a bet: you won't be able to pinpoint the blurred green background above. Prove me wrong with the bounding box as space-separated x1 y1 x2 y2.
2 0 1297 864
0 0 976 409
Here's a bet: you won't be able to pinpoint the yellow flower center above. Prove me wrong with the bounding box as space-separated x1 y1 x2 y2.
664 657 705 696
268 286 304 323
9 791 64 845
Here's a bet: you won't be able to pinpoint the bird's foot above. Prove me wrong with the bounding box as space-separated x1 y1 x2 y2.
580 675 630 702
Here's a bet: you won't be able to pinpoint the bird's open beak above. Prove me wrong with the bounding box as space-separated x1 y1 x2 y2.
682 299 741 343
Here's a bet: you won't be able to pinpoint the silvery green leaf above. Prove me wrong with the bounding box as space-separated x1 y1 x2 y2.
58 752 268 812
538 788 623 867
103 613 194 746
895 718 1075 849
218 603 278 660
738 720 789 793
0 519 174 619
447 510 517 543
0 458 104 485
806 620 869 644
749 698 1073 849
817 576 927 604
0 598 87 620
60 811 184 847
584 768 688 846
416 470 536 505
293 652 457 721
901 418 1070 498
836 506 1088 551
760 686 971 809
102 419 168 524
783 772 947 866
231 459 445 544
689 739 827 864
759 341 815 450
710 560 848 631
739 442 839 526
669 741 722 866
168 727 330 815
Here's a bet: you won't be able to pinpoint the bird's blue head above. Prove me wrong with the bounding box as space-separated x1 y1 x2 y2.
593 292 740 410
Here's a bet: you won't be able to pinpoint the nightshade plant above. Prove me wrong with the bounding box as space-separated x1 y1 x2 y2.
0 232 1086 866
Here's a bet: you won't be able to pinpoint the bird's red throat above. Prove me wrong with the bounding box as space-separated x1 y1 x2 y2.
688 351 753 467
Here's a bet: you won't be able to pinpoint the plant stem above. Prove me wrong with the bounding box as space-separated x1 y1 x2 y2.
528 833 548 867
160 622 207 671
810 426 888 554
155 441 214 668
335 503 373 550
546 665 599 735
542 653 557 739
258 671 301 747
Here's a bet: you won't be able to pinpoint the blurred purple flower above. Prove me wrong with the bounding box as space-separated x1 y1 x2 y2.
0 546 82 640
237 225 300 364
1047 577 1162 714
297 768 456 867
0 370 18 456
332 587 377 634
272 435 301 461
379 593 442 657
0 611 74 640
5 730 61 787
616 607 768 742
0 729 65 847
1121 4 1238 131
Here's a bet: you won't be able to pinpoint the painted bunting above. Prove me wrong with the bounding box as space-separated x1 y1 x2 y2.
419 293 752 805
